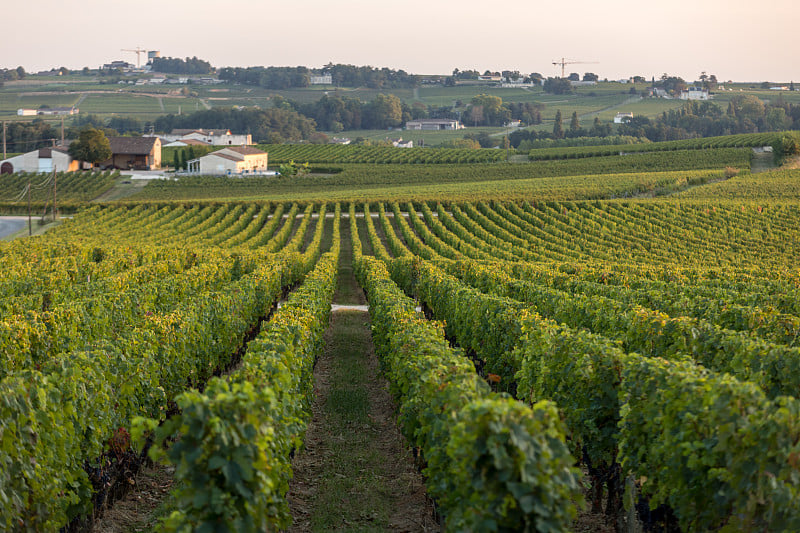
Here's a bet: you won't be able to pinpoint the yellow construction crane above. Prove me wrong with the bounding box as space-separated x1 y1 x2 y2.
121 47 147 68
552 58 599 78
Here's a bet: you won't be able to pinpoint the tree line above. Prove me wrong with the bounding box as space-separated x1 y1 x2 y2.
150 56 213 75
218 64 419 90
153 107 317 144
4 91 798 152
508 96 800 149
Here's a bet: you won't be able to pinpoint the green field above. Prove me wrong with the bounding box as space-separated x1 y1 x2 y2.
1 75 797 151
1 125 800 532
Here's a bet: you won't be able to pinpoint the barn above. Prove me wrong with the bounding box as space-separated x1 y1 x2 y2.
0 146 79 174
102 137 161 170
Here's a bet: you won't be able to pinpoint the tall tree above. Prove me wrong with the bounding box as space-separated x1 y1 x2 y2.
569 111 580 134
543 77 572 95
367 94 403 129
68 127 111 166
553 110 564 139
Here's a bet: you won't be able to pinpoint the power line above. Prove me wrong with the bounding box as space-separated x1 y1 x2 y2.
11 183 30 203
1 138 60 149
30 173 54 190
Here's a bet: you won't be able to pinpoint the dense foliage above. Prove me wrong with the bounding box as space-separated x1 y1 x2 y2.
1 139 798 531
150 56 212 75
218 63 419 89
0 170 118 211
0 119 60 151
153 107 317 143
354 193 800 529
259 143 505 164
354 241 582 530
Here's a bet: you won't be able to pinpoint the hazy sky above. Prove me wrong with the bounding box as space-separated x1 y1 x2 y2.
2 0 797 82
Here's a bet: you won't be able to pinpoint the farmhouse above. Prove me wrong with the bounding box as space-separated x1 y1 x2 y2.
151 128 252 146
310 74 333 85
391 138 413 148
102 60 134 71
680 87 710 100
406 119 463 131
102 137 161 170
186 146 268 175
17 107 79 116
614 112 634 124
648 88 671 98
0 145 79 174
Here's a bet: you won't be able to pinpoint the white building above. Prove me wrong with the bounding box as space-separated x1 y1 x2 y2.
614 112 634 124
391 138 413 148
310 74 333 85
680 87 710 100
102 61 135 71
150 128 252 146
17 107 78 116
0 146 79 174
186 146 268 175
649 88 672 99
163 139 211 148
406 119 463 131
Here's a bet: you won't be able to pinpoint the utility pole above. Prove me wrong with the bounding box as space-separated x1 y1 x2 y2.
27 179 32 236
52 166 57 223
60 116 65 146
2 121 6 159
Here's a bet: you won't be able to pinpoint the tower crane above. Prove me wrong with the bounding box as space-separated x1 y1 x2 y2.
552 58 599 78
121 47 147 68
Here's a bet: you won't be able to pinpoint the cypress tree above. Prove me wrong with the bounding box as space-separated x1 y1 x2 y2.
553 109 564 139
569 111 580 134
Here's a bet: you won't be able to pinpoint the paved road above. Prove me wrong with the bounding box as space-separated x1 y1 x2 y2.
0 217 28 239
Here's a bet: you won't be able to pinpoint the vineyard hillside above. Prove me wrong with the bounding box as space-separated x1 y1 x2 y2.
0 139 799 531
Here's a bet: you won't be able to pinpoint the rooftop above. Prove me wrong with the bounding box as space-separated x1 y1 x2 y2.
109 136 159 155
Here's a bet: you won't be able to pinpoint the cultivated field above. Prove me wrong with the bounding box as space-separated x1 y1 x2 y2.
1 136 799 531
5 76 788 146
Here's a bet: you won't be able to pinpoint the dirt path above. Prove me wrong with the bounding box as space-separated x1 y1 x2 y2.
89 461 175 533
785 155 800 169
287 217 439 532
